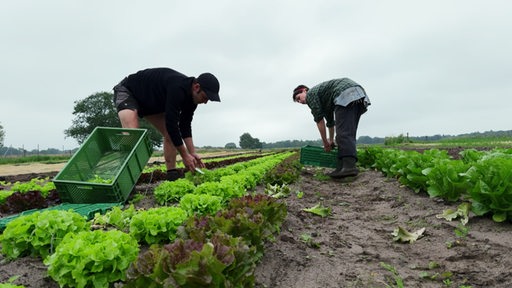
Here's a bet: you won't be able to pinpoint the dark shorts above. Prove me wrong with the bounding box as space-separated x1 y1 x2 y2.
113 79 139 112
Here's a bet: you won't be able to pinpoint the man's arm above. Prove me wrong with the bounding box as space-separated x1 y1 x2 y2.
328 126 335 148
316 119 334 152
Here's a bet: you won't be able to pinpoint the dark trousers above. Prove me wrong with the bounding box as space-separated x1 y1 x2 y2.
334 99 367 161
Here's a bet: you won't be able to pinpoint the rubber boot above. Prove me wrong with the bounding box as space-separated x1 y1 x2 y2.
329 157 358 178
327 158 343 177
166 169 180 181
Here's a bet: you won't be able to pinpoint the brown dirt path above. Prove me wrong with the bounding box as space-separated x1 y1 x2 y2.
253 167 512 288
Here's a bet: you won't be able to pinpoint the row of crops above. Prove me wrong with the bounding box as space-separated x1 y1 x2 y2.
0 152 273 215
0 151 300 288
359 146 512 222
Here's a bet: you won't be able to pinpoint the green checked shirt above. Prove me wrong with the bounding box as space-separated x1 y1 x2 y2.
306 78 363 127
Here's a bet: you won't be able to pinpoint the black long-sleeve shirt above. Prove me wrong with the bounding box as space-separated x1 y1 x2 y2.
123 68 197 147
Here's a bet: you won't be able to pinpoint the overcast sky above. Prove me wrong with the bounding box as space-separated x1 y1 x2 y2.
1 0 511 150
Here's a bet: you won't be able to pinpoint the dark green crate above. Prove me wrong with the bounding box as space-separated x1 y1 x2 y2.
53 127 152 203
299 145 338 168
0 203 121 231
0 214 20 231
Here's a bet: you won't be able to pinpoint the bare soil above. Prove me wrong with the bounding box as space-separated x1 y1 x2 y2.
2 162 512 287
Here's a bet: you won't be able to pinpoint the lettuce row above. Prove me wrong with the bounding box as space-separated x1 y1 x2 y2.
154 152 293 206
121 194 286 287
362 147 512 222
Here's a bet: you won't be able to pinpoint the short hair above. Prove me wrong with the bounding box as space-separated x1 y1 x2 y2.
292 84 309 101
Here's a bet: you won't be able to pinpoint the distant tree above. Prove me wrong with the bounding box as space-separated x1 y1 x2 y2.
239 133 262 149
64 92 163 148
43 148 62 155
0 122 4 147
225 142 237 149
357 135 385 144
357 136 373 144
262 139 324 148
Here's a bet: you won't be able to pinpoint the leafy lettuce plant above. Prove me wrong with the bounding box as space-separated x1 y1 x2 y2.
372 148 403 177
181 194 287 255
223 172 256 190
422 158 470 202
122 231 257 288
9 177 56 197
228 194 287 239
194 182 238 199
86 175 113 184
0 210 90 259
194 180 244 201
217 176 247 198
122 194 287 287
229 162 248 172
357 146 383 169
185 167 235 185
397 150 449 193
459 148 487 164
179 193 223 216
0 190 13 204
184 168 215 185
462 153 512 222
129 206 188 245
154 179 195 205
262 154 302 186
44 230 139 288
91 204 137 232
240 167 265 189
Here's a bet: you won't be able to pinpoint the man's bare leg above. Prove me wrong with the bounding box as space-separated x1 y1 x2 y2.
144 113 177 171
118 109 139 128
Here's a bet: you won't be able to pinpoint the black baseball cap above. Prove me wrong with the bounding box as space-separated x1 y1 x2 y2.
197 73 221 102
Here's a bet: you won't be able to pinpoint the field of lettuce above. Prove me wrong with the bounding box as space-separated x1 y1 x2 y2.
0 151 300 287
1 145 512 287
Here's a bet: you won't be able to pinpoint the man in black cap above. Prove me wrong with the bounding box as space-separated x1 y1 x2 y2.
113 67 221 181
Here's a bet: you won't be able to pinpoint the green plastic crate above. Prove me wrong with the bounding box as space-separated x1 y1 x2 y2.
0 203 121 231
53 127 152 203
299 145 338 168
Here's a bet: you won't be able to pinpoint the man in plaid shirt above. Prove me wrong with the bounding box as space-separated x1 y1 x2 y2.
293 78 370 178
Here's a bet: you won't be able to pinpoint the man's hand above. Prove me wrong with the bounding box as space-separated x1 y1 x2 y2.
317 120 334 152
323 140 333 152
182 153 197 172
190 153 205 168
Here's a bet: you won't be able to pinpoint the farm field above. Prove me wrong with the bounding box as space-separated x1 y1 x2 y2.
0 150 252 179
1 146 512 287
